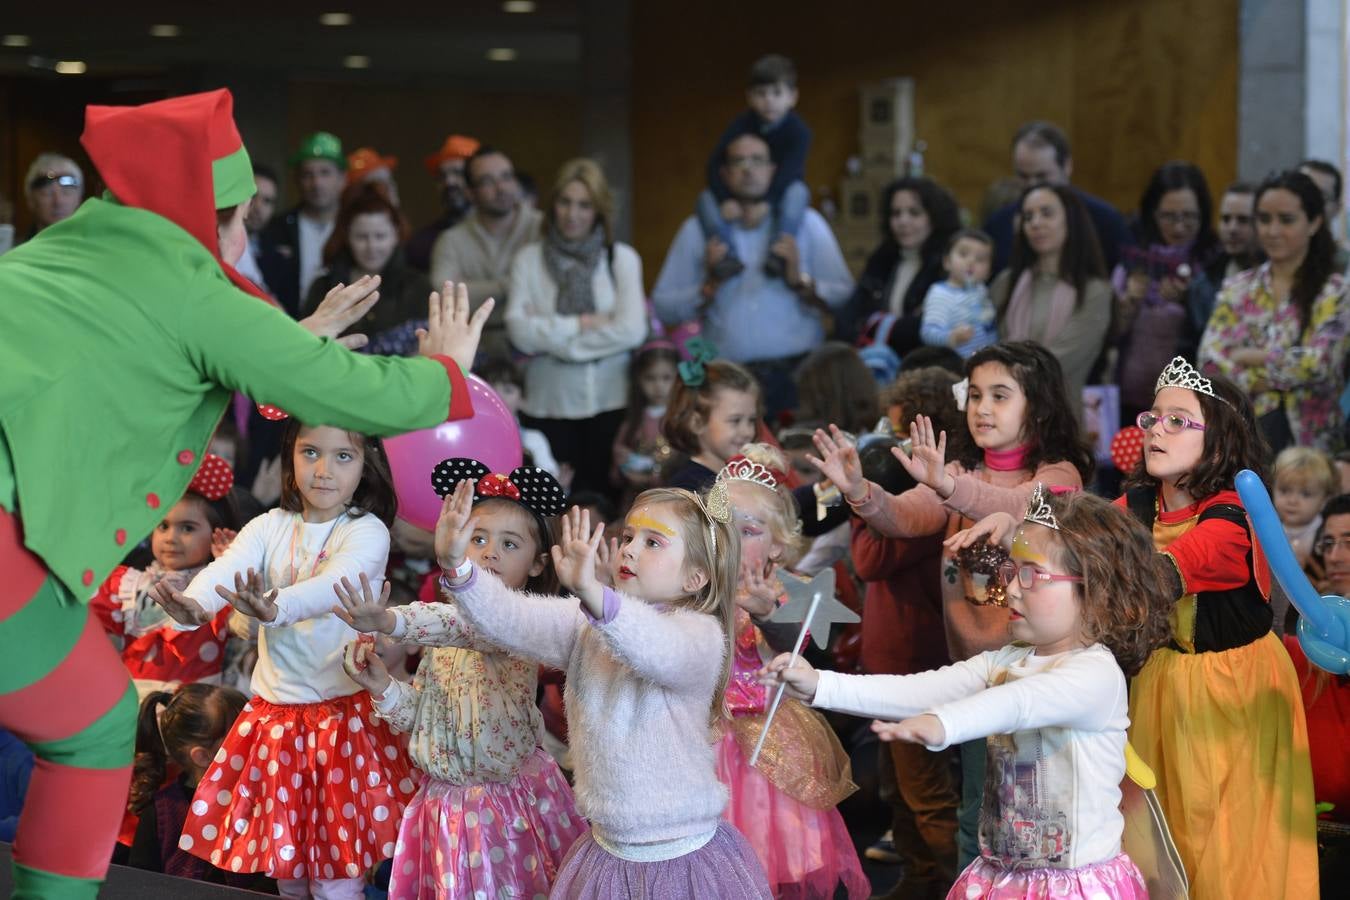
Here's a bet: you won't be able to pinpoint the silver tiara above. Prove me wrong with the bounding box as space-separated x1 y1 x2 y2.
1023 483 1060 531
1154 356 1230 405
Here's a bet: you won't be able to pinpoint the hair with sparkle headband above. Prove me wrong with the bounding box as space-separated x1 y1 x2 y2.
1154 356 1232 406
716 454 786 490
1023 482 1069 531
430 458 568 518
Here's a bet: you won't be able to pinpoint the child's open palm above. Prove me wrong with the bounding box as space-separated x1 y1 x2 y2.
873 714 946 747
807 426 864 499
738 559 782 618
434 479 476 572
216 569 279 623
150 583 212 627
341 638 392 697
332 573 396 635
551 507 604 613
895 414 952 494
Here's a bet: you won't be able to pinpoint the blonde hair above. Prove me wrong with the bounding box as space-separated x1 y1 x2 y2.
724 442 805 566
1274 446 1337 497
630 487 741 727
549 157 615 243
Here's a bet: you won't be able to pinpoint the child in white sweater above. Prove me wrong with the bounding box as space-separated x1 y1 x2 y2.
428 480 772 899
763 487 1174 899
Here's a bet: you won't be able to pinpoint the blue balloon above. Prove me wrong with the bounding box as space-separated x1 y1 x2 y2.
1235 469 1350 674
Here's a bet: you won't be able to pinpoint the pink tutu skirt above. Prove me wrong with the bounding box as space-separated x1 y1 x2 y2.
948 852 1148 899
550 821 771 900
715 721 870 899
179 693 418 880
387 747 587 900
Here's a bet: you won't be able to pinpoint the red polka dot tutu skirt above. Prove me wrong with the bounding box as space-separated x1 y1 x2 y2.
178 692 418 880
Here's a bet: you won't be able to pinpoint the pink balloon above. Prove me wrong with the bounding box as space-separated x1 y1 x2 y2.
384 374 523 531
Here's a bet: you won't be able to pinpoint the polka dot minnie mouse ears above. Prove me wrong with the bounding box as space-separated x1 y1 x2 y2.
188 453 234 501
1110 426 1146 474
431 458 568 518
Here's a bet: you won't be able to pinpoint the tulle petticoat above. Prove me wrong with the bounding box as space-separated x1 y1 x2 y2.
387 747 586 900
947 852 1147 899
549 821 772 900
179 693 417 880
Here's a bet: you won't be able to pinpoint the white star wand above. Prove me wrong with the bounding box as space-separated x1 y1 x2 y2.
748 567 858 766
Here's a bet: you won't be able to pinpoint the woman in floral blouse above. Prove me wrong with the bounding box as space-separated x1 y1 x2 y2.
1200 170 1349 452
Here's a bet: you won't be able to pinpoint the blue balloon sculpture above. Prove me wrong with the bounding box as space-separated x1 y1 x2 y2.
1235 469 1350 674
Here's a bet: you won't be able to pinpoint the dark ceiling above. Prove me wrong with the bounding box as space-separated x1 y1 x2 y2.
0 1 584 89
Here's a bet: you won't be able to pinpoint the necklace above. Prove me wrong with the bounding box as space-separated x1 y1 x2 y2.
286 510 346 586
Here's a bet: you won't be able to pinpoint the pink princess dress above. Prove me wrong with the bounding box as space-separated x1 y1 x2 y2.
714 609 871 899
375 595 587 899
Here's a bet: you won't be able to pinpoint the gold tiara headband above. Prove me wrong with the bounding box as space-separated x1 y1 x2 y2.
692 479 732 553
1023 482 1061 531
1154 356 1231 406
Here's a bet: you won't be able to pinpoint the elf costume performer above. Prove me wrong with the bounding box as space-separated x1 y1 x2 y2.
0 89 483 899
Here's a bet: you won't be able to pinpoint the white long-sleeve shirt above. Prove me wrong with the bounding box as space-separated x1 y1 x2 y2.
179 508 390 704
814 643 1129 869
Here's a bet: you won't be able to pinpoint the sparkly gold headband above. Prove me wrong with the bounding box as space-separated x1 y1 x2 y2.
693 479 732 553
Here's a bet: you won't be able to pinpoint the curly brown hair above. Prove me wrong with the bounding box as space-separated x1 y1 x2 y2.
661 360 760 455
1124 371 1272 499
880 365 967 449
1039 491 1173 676
795 342 879 435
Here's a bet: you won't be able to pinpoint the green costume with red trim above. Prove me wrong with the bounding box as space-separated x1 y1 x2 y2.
0 90 472 899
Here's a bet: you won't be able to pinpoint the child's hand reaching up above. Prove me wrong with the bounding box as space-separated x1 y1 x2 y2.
738 560 781 619
808 426 866 502
757 652 820 703
873 714 946 747
895 414 955 497
216 569 279 623
211 528 237 559
434 479 476 574
151 583 213 627
341 637 392 698
944 511 1019 554
332 573 396 635
594 533 619 588
551 507 605 618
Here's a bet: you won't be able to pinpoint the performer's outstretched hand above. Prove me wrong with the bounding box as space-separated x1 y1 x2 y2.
418 281 494 372
300 275 382 350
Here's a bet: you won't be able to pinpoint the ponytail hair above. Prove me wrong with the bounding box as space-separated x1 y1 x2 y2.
129 684 248 813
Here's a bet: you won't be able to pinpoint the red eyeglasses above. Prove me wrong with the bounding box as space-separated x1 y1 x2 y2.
998 560 1084 591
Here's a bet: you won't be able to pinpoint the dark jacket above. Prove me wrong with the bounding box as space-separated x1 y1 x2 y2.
256 206 304 317
302 248 432 352
706 110 811 206
837 240 946 355
984 187 1131 276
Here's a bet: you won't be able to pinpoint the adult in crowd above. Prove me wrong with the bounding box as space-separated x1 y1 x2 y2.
345 146 400 206
407 134 480 273
990 183 1111 421
257 131 346 317
1113 161 1221 414
1300 159 1350 271
0 88 490 900
303 183 430 356
232 163 277 292
982 121 1130 274
652 131 853 418
22 152 85 241
1206 180 1263 285
505 158 646 496
431 145 542 357
1200 170 1349 452
839 176 962 355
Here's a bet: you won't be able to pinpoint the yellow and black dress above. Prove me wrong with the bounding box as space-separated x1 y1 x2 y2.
1119 488 1318 899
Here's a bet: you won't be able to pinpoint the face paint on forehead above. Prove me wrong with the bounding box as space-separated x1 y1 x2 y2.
628 508 676 538
1011 527 1051 564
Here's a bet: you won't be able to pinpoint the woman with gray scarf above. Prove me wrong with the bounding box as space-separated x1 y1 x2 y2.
505 158 647 496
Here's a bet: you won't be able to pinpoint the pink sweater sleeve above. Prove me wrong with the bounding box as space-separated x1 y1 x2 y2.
851 467 957 538
589 589 725 696
943 460 1084 520
444 565 585 672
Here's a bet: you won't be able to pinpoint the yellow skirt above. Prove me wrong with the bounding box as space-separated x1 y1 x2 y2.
1128 631 1319 900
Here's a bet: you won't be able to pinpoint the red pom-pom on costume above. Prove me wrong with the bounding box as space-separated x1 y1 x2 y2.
188 453 234 501
475 473 521 501
1110 426 1146 474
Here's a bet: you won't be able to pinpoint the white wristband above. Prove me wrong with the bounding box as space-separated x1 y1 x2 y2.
440 558 472 588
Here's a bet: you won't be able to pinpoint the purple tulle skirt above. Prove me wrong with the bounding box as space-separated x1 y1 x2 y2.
947 852 1148 899
549 821 772 900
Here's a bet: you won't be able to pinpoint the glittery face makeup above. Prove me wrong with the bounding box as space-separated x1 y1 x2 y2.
618 504 693 603
627 509 676 538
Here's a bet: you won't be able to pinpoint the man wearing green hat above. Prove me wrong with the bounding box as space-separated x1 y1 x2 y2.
258 131 346 317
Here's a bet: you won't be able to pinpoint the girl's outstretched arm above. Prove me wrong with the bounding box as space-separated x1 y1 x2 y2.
583 588 725 695
445 567 584 671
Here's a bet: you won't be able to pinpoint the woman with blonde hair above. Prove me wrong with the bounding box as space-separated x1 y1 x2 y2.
506 158 647 496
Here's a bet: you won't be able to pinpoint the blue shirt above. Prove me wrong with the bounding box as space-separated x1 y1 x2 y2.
651 209 854 363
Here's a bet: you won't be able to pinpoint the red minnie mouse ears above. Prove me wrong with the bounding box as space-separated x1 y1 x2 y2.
256 402 289 421
431 458 568 518
188 453 234 501
1110 426 1146 474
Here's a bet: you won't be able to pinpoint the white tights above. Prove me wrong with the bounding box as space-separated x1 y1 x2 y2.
276 877 365 899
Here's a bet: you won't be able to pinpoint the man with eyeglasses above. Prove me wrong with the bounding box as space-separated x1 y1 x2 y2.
653 131 853 418
22 152 85 239
430 145 542 357
1314 493 1350 597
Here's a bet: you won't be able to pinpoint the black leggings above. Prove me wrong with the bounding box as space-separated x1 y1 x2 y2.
520 409 627 501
